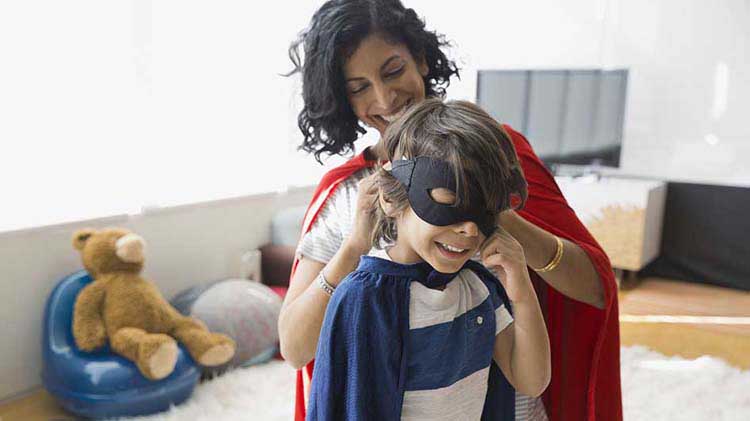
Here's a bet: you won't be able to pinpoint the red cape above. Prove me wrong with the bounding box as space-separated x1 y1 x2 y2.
291 125 622 421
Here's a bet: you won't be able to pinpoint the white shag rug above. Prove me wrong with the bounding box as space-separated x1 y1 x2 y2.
121 346 750 421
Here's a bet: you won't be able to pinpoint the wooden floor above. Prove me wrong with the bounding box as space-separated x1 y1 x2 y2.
619 277 750 369
2 277 749 420
0 389 72 421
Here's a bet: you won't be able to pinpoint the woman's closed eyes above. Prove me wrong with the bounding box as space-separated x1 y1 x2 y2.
347 62 406 96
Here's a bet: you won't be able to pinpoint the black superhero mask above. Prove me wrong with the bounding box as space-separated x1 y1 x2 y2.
389 157 498 237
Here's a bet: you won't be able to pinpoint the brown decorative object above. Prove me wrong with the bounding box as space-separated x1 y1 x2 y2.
71 228 236 380
585 204 646 271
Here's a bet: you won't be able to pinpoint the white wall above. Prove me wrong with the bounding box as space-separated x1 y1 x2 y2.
0 187 312 401
608 0 750 185
404 0 750 186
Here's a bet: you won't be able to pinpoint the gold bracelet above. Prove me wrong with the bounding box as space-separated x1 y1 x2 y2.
531 236 564 273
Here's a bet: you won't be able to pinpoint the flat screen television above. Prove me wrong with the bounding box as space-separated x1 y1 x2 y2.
477 69 628 171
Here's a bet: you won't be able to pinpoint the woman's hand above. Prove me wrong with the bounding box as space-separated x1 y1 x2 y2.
343 173 379 255
480 226 535 303
496 209 606 309
497 208 521 229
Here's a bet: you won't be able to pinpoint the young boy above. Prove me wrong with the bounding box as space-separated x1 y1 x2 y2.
306 99 551 421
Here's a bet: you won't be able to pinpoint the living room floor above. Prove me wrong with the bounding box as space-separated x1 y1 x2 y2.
619 277 750 369
2 277 749 421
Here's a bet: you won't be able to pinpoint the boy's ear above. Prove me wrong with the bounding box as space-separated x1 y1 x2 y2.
378 191 399 218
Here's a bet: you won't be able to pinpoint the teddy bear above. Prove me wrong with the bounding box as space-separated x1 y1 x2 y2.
71 227 236 380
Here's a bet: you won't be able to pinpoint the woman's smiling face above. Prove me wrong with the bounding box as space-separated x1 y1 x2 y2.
343 33 429 135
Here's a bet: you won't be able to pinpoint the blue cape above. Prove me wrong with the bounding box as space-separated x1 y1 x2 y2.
307 256 515 420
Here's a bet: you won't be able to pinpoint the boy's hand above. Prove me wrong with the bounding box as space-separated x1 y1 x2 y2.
480 226 534 303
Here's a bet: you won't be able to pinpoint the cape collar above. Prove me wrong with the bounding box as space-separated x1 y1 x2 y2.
358 254 461 289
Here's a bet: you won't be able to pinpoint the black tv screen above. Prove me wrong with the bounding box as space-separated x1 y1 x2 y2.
477 69 628 169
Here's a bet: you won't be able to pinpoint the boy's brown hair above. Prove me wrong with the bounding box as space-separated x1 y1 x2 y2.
371 98 527 248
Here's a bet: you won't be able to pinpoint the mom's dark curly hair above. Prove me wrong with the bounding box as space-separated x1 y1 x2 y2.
288 0 460 163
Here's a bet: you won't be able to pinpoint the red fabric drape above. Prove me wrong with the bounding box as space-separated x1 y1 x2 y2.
290 126 622 421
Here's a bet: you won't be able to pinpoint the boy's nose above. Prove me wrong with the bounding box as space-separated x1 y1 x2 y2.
454 220 479 236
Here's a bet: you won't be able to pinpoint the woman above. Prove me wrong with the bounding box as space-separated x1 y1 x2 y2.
278 1 621 420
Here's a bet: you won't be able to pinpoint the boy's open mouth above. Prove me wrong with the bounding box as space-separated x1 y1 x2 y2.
435 241 471 259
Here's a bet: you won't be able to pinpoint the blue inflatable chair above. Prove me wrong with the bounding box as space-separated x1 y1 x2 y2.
42 270 201 419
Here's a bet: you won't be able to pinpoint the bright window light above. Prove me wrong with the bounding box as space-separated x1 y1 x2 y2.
0 0 339 233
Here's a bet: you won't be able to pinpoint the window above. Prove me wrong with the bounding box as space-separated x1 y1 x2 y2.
0 0 340 233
